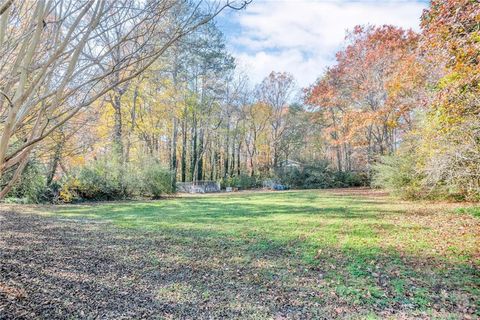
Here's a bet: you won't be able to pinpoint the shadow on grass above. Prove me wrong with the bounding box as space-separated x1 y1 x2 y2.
1 210 478 319
47 196 399 223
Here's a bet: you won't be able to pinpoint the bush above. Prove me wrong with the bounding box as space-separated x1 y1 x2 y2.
139 161 174 198
2 160 47 203
75 159 138 200
420 119 480 201
221 174 260 189
372 150 424 199
59 177 81 203
61 156 138 201
60 156 174 202
275 160 369 189
334 171 369 188
304 161 337 188
373 140 480 201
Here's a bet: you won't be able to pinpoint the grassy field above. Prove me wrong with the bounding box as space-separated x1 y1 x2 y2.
1 189 479 319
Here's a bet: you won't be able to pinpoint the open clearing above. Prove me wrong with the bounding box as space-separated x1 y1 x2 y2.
1 189 479 319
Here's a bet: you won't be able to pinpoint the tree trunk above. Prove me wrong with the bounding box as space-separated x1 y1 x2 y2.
171 117 178 185
237 141 241 176
196 128 204 181
46 140 64 186
230 138 236 177
190 115 197 182
181 118 187 182
125 86 138 163
112 91 124 162
223 119 230 179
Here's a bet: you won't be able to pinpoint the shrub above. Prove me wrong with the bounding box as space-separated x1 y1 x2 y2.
333 171 369 188
60 156 174 202
373 142 480 202
420 119 480 201
69 158 139 201
58 177 81 203
75 163 118 200
2 160 46 203
303 161 336 188
372 150 424 199
275 160 369 189
40 181 62 203
140 161 174 198
221 174 260 189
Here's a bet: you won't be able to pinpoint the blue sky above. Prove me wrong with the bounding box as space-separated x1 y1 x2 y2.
217 0 429 87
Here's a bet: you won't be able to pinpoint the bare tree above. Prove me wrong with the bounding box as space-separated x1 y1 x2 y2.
257 71 295 168
0 0 249 197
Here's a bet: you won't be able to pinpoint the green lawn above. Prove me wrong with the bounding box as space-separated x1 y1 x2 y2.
35 189 479 318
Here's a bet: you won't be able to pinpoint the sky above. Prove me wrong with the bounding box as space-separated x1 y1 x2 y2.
217 0 429 88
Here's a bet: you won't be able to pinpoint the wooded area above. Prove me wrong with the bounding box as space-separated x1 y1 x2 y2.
0 0 478 202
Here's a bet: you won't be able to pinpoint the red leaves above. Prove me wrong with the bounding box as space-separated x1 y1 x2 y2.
305 25 421 165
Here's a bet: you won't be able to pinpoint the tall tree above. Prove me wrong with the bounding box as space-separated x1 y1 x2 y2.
0 0 249 197
306 25 419 173
257 71 295 169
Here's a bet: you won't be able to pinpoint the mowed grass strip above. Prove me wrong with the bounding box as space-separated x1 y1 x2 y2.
36 189 479 318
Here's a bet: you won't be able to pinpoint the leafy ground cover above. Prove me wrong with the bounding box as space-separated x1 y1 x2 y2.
1 189 478 319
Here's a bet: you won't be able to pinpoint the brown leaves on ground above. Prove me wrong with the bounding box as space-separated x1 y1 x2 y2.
0 283 26 300
0 190 478 319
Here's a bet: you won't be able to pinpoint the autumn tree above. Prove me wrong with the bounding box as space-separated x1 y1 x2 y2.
0 0 249 198
257 71 295 169
368 0 479 200
306 25 419 173
416 0 480 198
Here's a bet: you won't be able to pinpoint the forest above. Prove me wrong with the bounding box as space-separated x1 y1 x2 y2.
0 0 478 203
0 0 479 318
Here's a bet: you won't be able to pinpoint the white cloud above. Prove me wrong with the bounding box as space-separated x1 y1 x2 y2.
227 0 428 87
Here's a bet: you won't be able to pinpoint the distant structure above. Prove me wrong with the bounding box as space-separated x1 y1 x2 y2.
262 179 289 191
176 181 221 193
278 159 303 169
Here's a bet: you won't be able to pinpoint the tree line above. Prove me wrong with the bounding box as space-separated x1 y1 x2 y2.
0 0 478 202
306 0 479 200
